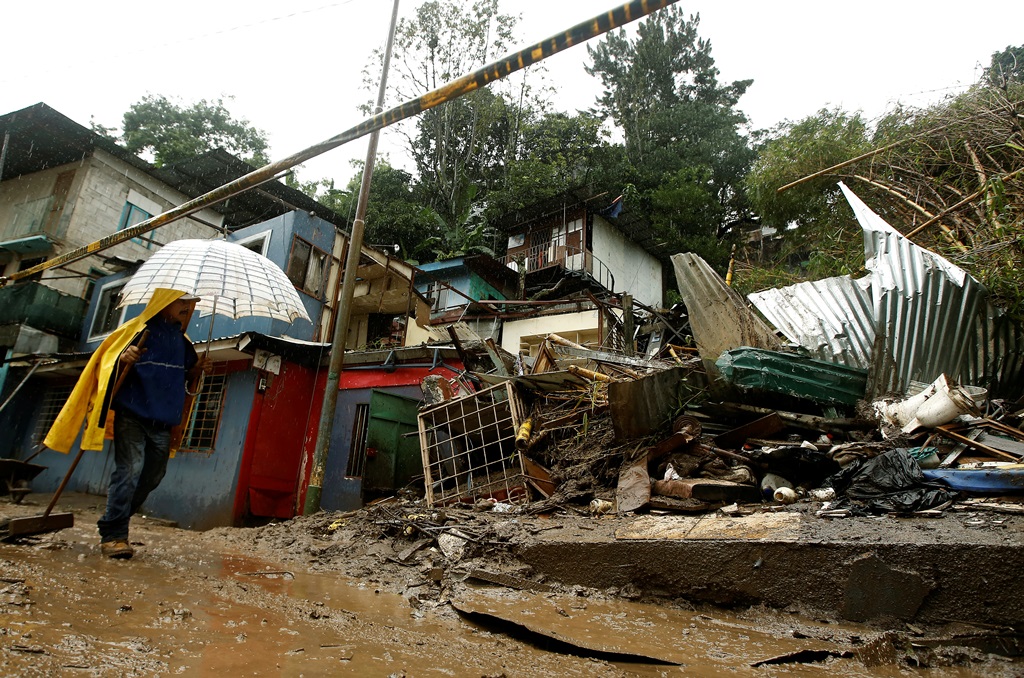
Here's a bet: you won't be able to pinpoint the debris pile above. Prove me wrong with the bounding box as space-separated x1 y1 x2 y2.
409 185 1024 521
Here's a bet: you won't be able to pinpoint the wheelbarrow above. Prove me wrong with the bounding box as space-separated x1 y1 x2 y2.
0 457 47 503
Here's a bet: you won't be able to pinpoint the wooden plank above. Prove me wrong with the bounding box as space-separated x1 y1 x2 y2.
937 426 1020 462
521 457 556 499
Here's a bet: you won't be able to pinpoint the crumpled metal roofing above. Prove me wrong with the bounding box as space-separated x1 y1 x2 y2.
749 275 874 369
748 183 1023 400
671 252 782 372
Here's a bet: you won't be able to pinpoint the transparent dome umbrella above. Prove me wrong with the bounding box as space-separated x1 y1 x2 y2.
118 238 311 384
118 238 310 324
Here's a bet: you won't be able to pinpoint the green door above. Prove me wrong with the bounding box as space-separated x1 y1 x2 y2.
363 390 422 495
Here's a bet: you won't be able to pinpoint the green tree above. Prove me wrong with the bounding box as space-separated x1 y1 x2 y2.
986 44 1024 87
326 161 438 263
121 94 270 167
362 0 559 258
742 80 1024 316
743 108 873 281
585 7 755 267
485 110 608 219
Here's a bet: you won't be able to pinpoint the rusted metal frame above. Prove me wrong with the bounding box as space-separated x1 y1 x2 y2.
2 0 678 287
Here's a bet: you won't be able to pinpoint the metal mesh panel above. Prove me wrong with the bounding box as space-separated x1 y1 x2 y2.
31 384 74 444
418 382 527 507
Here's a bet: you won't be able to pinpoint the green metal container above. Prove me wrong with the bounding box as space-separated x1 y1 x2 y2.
0 282 87 338
716 347 868 407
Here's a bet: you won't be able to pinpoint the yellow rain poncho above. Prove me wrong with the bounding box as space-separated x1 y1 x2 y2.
43 288 193 454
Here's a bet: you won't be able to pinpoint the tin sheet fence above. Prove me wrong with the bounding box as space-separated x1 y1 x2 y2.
418 382 528 507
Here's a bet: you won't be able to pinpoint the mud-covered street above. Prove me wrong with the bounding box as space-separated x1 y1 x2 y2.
3 493 1021 677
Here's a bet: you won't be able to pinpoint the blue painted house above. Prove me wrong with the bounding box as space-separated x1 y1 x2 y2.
2 195 428 529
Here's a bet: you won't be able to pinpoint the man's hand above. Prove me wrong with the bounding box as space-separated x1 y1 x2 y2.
119 345 146 367
193 356 214 376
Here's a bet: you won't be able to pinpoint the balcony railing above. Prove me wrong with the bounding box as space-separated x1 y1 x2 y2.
2 193 73 244
499 244 615 291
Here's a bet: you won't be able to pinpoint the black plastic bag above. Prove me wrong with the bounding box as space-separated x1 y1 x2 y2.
828 448 957 514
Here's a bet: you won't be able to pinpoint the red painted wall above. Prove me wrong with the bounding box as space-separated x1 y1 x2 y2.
338 363 465 390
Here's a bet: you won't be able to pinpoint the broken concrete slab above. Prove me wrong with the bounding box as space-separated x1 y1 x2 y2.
841 553 931 622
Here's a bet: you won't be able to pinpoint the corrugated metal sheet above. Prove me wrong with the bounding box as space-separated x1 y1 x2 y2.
749 275 875 369
745 185 1023 400
838 183 1024 398
671 253 782 373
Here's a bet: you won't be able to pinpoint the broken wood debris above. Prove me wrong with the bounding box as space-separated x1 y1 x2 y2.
411 286 1023 522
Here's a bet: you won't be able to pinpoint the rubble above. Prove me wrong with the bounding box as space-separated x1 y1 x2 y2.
401 186 1024 533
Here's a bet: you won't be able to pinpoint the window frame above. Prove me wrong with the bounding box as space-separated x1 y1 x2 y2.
178 372 228 454
235 231 271 257
118 202 154 249
88 280 127 341
286 236 328 297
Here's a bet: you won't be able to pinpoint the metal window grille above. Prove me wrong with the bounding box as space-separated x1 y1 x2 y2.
345 403 370 478
180 373 227 453
418 382 528 507
31 384 74 445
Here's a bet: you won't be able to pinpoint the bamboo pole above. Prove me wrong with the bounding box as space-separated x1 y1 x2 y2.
1 0 679 288
774 120 959 194
905 166 1024 239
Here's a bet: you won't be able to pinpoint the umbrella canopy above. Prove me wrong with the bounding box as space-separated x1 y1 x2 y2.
119 239 310 323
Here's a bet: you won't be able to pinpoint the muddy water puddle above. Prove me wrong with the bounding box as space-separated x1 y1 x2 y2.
0 532 999 676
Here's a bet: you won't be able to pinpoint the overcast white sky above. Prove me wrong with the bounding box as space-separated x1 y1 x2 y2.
3 1 1021 189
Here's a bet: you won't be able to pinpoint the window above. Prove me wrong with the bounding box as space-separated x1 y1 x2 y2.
345 404 370 478
235 232 270 256
32 384 75 445
425 280 456 313
89 281 126 340
286 237 327 296
118 202 153 249
180 373 227 453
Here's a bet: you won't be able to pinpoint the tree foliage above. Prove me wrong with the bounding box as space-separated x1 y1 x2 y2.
986 44 1024 87
743 82 1024 317
586 7 755 268
367 0 522 234
121 94 270 167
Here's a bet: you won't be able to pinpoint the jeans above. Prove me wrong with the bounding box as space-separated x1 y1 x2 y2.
97 410 171 542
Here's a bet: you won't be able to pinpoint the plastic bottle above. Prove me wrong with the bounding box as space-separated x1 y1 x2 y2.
760 473 793 501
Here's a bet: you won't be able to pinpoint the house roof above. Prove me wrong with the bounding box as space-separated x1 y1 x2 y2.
415 255 518 297
0 103 347 230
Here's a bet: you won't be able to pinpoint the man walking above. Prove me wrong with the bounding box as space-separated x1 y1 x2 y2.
45 288 210 559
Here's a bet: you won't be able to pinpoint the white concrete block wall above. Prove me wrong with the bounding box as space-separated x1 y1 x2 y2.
591 216 663 307
2 149 224 299
501 309 603 355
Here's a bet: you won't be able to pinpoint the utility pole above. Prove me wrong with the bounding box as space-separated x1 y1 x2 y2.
304 0 401 514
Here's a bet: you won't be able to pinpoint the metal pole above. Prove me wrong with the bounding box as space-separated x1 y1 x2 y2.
0 0 678 287
303 0 401 514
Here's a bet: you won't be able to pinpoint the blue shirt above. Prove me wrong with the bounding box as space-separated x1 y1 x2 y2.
113 316 197 426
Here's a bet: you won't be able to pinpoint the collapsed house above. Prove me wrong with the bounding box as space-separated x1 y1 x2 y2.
411 185 1024 518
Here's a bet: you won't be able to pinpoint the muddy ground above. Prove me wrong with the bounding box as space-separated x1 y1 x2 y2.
2 492 1021 677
